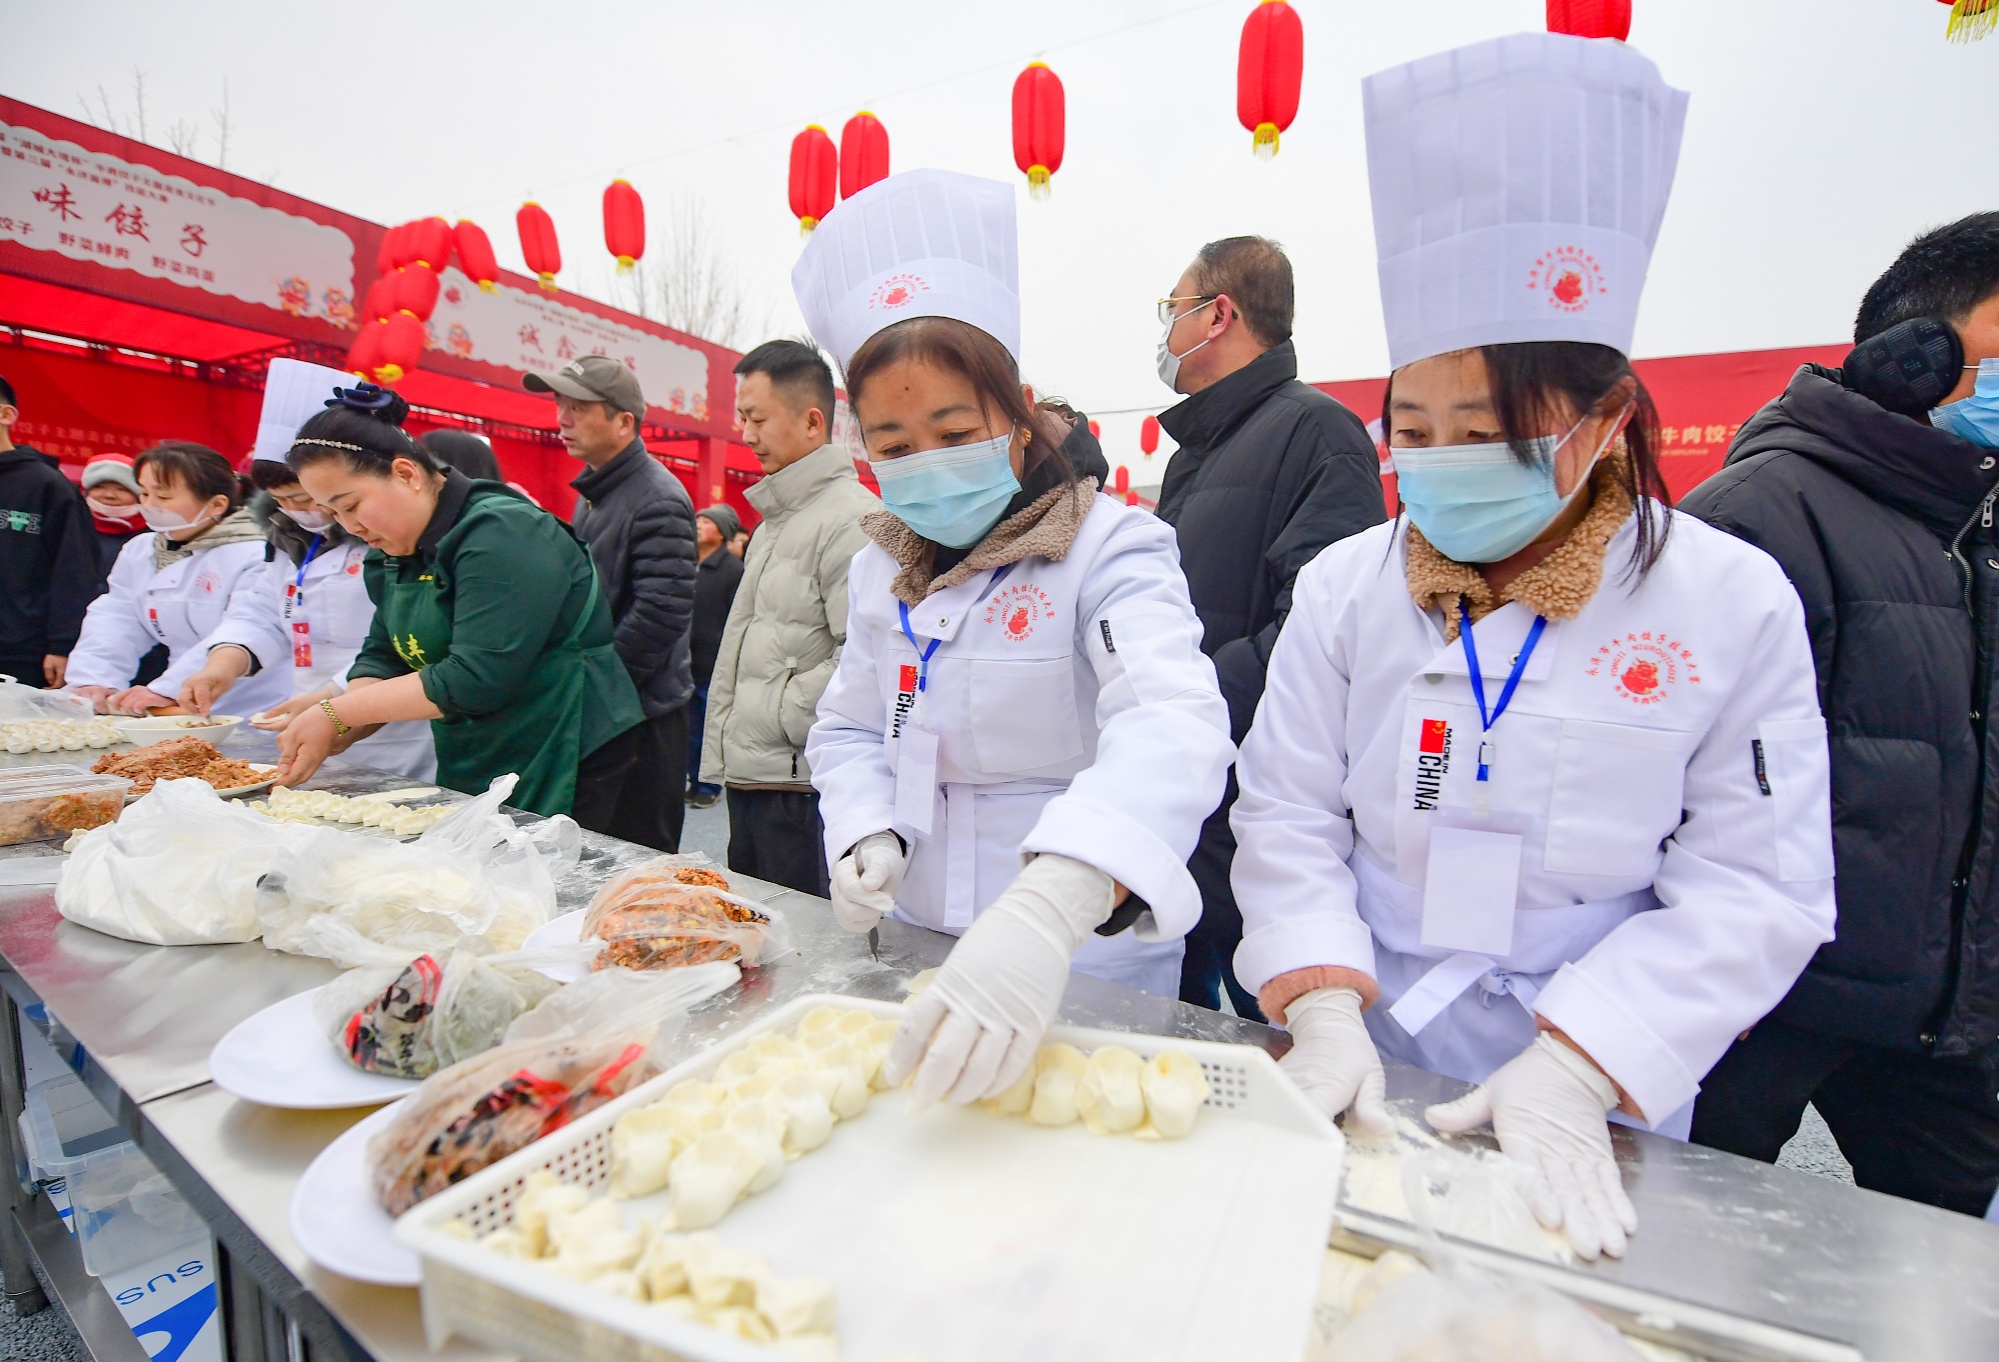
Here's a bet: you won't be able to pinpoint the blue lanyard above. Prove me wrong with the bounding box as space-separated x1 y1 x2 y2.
293 534 324 598
1458 601 1547 782
897 563 1015 694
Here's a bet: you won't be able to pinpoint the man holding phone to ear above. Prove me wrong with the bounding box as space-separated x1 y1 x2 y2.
1679 211 1999 1219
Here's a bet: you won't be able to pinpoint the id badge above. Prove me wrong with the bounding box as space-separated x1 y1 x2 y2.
1419 806 1526 956
894 727 939 836
291 619 313 669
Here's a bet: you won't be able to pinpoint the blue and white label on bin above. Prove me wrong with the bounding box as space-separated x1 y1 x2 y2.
104 1242 221 1362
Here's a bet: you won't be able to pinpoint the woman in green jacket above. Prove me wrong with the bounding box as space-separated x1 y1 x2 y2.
263 385 643 821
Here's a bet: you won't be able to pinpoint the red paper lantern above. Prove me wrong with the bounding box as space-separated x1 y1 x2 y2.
1012 63 1065 199
392 264 441 321
346 320 384 380
382 222 414 270
517 202 562 292
452 220 500 293
1238 1 1304 158
363 277 396 324
410 217 452 270
1140 414 1161 456
788 126 838 233
1546 0 1631 40
1089 419 1103 440
1938 0 1997 44
603 180 645 273
377 312 428 385
839 112 890 199
374 229 397 277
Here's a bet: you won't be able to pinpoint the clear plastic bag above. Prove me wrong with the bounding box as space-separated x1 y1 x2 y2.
307 919 597 1079
56 778 318 945
581 857 790 972
0 676 95 724
368 962 739 1215
255 775 579 963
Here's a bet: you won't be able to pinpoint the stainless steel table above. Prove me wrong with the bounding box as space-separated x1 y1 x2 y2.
2 752 1997 1361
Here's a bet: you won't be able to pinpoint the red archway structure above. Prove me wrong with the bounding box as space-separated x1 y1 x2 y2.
0 96 770 527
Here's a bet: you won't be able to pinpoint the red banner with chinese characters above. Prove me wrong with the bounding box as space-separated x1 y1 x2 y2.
1314 343 1848 507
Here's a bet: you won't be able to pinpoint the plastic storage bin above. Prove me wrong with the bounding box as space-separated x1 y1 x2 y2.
18 1072 125 1187
0 765 129 845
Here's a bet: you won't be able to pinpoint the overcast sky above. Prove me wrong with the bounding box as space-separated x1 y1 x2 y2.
7 1 1997 469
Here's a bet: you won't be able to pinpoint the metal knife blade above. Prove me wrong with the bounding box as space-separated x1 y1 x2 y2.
867 926 880 961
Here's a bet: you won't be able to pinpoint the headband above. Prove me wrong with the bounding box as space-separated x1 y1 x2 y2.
289 438 368 454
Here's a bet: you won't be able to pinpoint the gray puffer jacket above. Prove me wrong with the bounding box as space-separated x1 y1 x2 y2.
701 441 877 788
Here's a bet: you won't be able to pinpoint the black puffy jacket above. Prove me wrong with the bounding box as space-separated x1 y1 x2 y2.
570 441 698 718
1679 365 1999 1058
1155 341 1385 741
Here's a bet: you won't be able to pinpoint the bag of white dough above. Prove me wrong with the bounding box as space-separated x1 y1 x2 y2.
306 919 600 1079
56 777 316 945
368 962 739 1216
254 774 580 963
582 857 791 972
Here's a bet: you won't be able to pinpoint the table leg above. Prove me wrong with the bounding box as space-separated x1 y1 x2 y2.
0 984 47 1316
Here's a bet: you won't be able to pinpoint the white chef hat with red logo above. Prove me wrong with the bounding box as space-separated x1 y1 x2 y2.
792 168 1020 371
252 357 361 466
1363 32 1689 369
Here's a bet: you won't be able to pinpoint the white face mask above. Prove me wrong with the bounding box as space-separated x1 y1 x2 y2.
1155 301 1217 392
139 503 220 534
278 505 336 532
86 496 143 524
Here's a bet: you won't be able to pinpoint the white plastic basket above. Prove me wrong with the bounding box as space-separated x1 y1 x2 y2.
396 993 1344 1362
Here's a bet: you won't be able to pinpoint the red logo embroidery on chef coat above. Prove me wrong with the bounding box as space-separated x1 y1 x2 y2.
1413 719 1452 810
194 570 221 595
868 274 930 310
1527 245 1605 315
983 583 1055 642
1585 631 1701 706
890 664 919 740
346 560 362 575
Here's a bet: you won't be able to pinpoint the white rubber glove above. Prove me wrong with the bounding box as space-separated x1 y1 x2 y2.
884 853 1113 1106
1425 1033 1638 1261
830 831 905 933
1278 987 1392 1137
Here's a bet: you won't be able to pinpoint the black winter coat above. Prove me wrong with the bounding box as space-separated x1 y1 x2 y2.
0 445 97 658
1680 365 1999 1058
691 545 744 687
1156 341 1386 741
571 441 698 718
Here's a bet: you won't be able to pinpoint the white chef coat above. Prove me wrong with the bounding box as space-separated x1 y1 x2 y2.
1230 509 1836 1131
808 494 1235 996
66 533 292 718
206 536 436 781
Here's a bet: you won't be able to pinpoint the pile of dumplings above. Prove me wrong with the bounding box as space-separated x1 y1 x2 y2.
3 718 122 754
246 785 456 837
985 1041 1212 1139
612 1006 896 1231
461 1171 841 1360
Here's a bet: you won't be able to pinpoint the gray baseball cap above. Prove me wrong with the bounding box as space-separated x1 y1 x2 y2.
523 354 648 421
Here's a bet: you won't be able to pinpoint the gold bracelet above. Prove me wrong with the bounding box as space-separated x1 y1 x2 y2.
319 698 351 737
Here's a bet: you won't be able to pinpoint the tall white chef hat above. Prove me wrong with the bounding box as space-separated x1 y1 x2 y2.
1363 33 1689 370
252 357 358 465
791 168 1020 372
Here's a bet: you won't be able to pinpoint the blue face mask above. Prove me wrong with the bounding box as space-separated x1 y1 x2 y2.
871 432 1022 549
1392 412 1617 564
1931 359 1999 449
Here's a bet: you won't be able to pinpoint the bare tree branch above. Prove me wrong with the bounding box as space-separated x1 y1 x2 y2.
165 119 200 158
130 68 148 145
210 81 231 171
621 193 770 350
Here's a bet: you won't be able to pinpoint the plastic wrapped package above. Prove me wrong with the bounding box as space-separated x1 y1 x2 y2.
56 778 319 945
0 768 129 845
582 858 790 971
255 775 580 963
0 676 95 724
307 920 597 1078
369 962 740 1215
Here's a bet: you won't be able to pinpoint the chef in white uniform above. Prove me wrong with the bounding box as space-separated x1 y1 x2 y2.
801 170 1234 1105
193 360 437 780
1230 33 1836 1261
65 441 291 718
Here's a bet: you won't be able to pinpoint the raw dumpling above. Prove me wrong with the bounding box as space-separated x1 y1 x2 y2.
757 1273 838 1336
477 1225 535 1259
809 1042 871 1120
612 1102 683 1198
723 1101 788 1194
795 1006 847 1038
546 1198 646 1280
596 1268 644 1301
769 1071 835 1155
861 1018 900 1090
703 1305 777 1343
686 1234 769 1309
1029 1043 1087 1127
638 1228 694 1299
1140 1048 1211 1140
985 1060 1036 1118
746 1031 806 1064
1076 1046 1147 1135
669 1132 763 1230
514 1172 590 1256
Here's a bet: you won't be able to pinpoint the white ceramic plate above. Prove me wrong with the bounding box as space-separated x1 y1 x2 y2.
209 987 420 1109
111 714 244 745
522 909 589 981
290 1099 420 1286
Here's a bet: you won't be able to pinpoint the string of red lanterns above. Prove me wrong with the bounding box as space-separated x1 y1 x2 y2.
603 180 646 273
516 202 562 292
840 113 890 199
1238 1 1303 158
1011 63 1065 199
789 126 839 234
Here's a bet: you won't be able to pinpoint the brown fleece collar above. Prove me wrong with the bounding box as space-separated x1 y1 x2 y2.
1407 451 1634 641
863 478 1099 605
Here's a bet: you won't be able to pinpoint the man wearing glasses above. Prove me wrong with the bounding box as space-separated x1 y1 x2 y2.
1152 236 1386 1019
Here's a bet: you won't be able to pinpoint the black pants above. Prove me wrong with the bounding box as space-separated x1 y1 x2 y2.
726 787 830 898
1178 772 1264 1020
569 707 687 851
1690 1017 1999 1217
